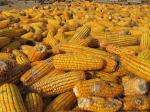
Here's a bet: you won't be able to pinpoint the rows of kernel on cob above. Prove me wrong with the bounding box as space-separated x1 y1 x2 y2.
0 1 150 112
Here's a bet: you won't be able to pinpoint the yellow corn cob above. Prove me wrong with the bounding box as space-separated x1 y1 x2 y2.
0 83 27 112
0 36 11 48
53 53 104 70
31 71 85 96
36 69 65 84
63 11 70 21
54 31 65 42
0 19 10 29
72 106 88 112
1 40 21 52
64 31 75 36
120 46 142 55
121 54 150 81
43 31 59 48
77 38 92 46
69 25 90 43
123 95 150 111
58 43 116 72
138 49 150 61
58 43 111 58
47 24 57 37
123 76 148 96
100 35 139 47
0 53 14 60
96 71 119 82
25 93 43 112
32 26 43 41
28 43 47 62
140 32 150 49
45 91 76 112
21 45 34 56
21 58 54 86
21 32 34 40
0 29 26 38
78 96 122 112
73 78 123 98
13 50 30 66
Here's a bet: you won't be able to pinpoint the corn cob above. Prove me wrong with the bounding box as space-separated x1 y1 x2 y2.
96 71 119 83
0 53 14 60
21 45 34 56
1 40 21 52
73 78 123 98
21 58 54 86
138 49 150 61
0 36 11 48
120 46 142 55
100 35 139 47
21 32 34 40
123 95 150 111
77 38 92 46
123 76 148 96
64 31 75 36
0 29 26 38
69 25 90 43
25 93 43 112
37 69 65 84
32 26 43 41
78 96 122 112
28 43 47 62
121 54 150 81
43 31 59 48
53 53 104 70
13 50 30 66
31 71 85 96
47 24 57 36
0 59 16 78
140 31 150 49
3 64 27 84
0 19 10 29
72 106 89 112
0 83 27 112
45 91 76 112
58 43 116 72
54 31 65 42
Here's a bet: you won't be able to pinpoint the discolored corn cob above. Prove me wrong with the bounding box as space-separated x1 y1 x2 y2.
123 95 150 111
69 25 90 43
28 43 47 62
25 93 43 112
96 71 119 83
13 50 30 66
21 58 54 86
45 91 76 112
0 59 16 78
53 53 104 70
21 45 34 56
0 53 14 60
121 54 150 81
31 71 85 96
100 35 139 47
0 29 26 38
43 32 59 48
21 32 34 40
138 49 150 61
0 83 27 112
32 26 43 41
3 64 27 84
0 36 11 48
78 96 122 112
73 78 123 98
140 32 150 49
1 40 21 52
0 19 10 29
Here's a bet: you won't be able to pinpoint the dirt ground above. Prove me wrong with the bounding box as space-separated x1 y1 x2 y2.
0 0 40 10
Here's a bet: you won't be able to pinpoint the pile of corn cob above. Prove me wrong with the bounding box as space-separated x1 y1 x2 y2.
0 1 150 112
